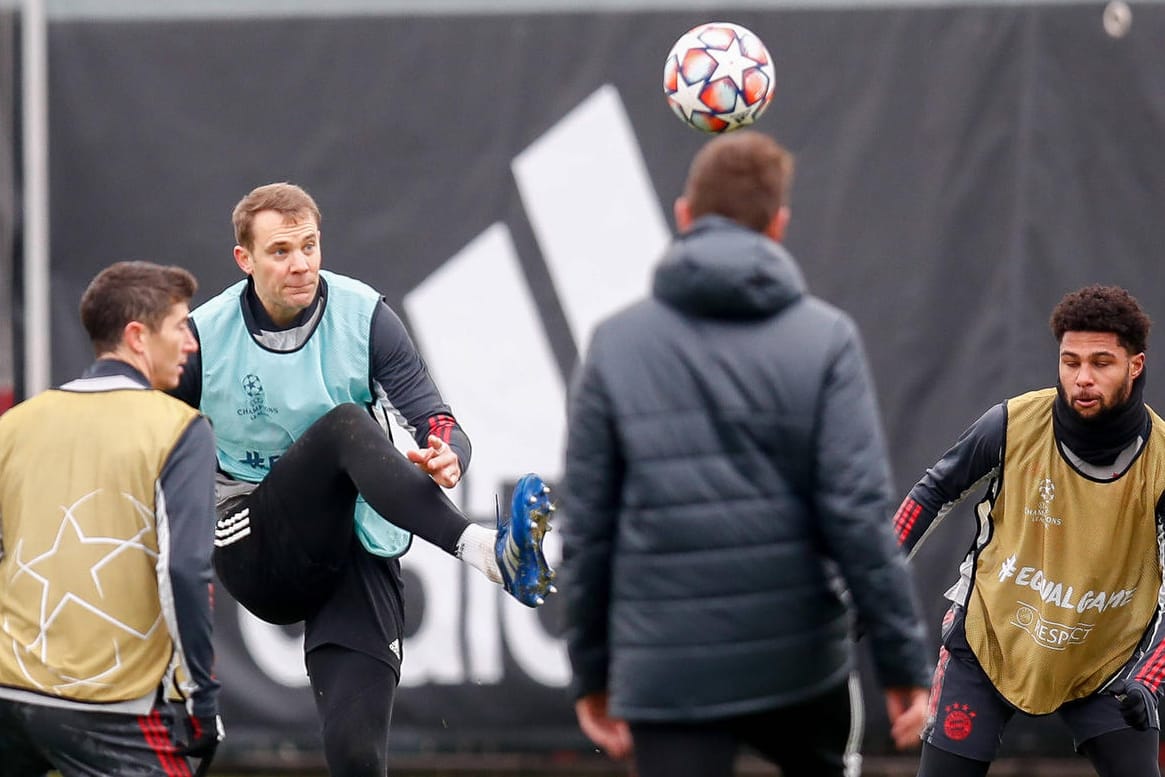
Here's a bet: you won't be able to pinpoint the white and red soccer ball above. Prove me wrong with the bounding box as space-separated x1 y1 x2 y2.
663 22 776 134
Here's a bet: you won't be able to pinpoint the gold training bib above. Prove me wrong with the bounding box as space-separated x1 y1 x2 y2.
0 388 199 705
965 389 1165 714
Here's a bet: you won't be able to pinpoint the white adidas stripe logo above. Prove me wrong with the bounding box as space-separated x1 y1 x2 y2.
401 84 670 521
214 507 252 547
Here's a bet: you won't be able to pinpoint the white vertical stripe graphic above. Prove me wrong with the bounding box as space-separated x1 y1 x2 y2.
393 86 664 689
845 670 865 777
404 223 566 516
154 483 190 701
513 84 671 358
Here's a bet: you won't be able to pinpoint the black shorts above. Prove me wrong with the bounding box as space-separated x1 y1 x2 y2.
0 699 192 777
305 546 405 676
212 450 362 626
924 604 1130 761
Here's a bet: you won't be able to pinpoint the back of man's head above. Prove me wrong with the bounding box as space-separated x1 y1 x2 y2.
80 261 198 355
683 130 794 233
1049 284 1151 355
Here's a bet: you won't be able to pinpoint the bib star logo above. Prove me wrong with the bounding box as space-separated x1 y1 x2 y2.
4 489 164 692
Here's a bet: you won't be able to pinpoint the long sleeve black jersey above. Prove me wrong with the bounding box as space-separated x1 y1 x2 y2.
894 399 1165 699
173 276 470 470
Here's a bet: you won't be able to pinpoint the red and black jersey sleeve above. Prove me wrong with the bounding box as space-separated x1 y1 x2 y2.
1125 491 1165 696
368 301 472 471
895 402 1006 553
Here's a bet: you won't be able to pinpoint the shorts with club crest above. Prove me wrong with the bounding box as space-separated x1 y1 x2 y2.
923 603 1131 762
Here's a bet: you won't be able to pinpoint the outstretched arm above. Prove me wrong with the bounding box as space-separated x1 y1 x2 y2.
894 402 1006 555
1115 492 1165 729
369 302 471 483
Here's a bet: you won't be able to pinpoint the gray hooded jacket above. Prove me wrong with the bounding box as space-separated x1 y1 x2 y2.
561 215 930 721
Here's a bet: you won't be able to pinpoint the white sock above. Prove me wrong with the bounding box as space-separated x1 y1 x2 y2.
455 523 501 583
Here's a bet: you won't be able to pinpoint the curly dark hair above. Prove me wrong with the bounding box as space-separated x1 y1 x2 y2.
1049 284 1151 354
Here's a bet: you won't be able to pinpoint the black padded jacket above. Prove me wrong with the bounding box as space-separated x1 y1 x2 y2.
561 215 931 721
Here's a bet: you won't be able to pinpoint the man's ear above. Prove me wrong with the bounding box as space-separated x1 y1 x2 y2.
1131 351 1146 380
674 197 692 233
765 206 790 243
233 245 252 275
123 321 148 354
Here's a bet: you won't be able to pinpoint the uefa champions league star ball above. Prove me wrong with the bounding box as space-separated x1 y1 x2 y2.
663 21 776 134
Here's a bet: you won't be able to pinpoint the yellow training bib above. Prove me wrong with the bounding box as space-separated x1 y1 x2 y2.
965 388 1165 714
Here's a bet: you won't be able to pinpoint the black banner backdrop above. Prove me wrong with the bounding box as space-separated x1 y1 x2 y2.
24 3 1165 762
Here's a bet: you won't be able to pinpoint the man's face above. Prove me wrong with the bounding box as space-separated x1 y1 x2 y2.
1058 330 1144 420
234 210 322 326
143 302 197 390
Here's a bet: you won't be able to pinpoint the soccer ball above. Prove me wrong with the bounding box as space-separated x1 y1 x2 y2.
663 22 776 134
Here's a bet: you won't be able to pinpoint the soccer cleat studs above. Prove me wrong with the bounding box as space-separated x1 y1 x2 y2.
496 473 557 608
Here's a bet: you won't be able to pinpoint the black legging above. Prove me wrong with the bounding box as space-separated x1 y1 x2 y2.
306 644 397 777
1080 728 1161 777
214 403 471 624
917 728 1162 777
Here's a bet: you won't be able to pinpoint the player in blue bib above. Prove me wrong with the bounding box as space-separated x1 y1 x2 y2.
171 182 554 777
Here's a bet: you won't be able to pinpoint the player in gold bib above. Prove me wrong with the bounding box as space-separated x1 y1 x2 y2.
895 285 1165 777
0 262 221 776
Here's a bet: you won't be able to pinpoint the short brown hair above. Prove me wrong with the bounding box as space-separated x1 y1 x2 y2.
1050 284 1151 354
683 130 794 233
232 182 322 250
79 261 198 354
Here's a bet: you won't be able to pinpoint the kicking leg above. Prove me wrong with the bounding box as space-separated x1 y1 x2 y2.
259 403 469 553
215 404 555 619
268 404 555 603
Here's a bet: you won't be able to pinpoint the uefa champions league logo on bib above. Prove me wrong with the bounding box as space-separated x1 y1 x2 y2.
238 374 277 419
1026 477 1061 526
1038 477 1055 507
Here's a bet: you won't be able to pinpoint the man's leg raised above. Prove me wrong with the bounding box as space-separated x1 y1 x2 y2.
215 404 554 619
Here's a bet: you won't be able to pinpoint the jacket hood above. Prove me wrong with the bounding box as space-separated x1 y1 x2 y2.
652 215 806 320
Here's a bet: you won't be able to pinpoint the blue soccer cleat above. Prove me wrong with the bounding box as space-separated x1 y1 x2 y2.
496 473 556 607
